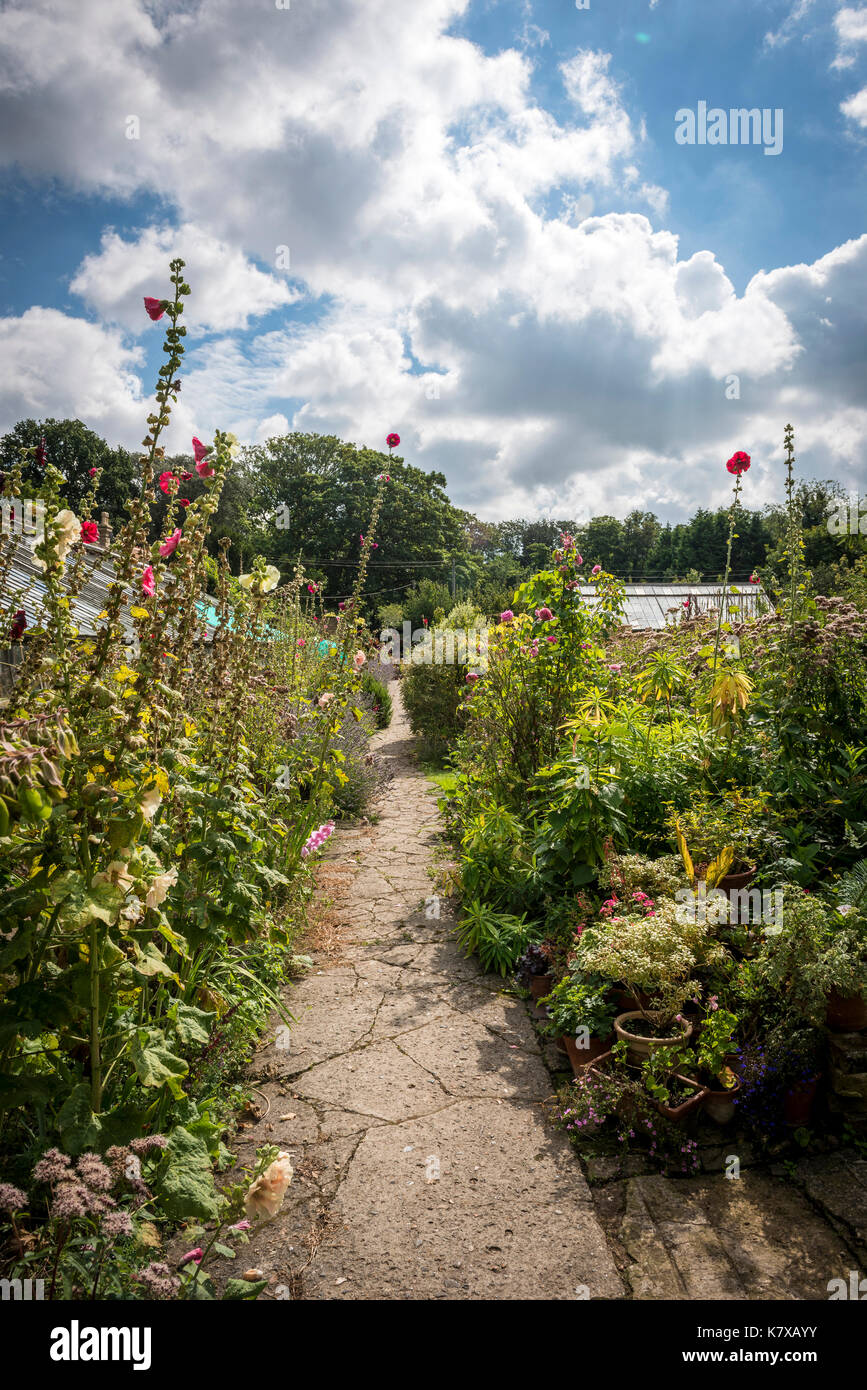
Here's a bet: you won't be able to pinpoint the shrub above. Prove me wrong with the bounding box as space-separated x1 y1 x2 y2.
360 671 392 728
400 655 466 759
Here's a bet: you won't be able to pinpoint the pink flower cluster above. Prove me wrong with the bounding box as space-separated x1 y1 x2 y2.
301 821 335 859
630 889 656 917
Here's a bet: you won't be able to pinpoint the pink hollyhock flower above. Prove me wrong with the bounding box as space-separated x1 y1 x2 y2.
144 297 165 321
196 458 215 479
422 616 428 627
465 672 479 682
535 607 553 621
308 583 318 594
353 650 367 668
608 663 622 673
591 564 602 575
386 433 400 449
9 610 26 641
500 610 514 623
749 572 759 584
158 471 176 494
80 521 99 544
178 498 190 508
192 437 210 463
229 1220 251 1232
159 528 182 558
575 553 583 565
180 471 193 481
89 467 98 477
296 638 306 648
726 450 751 475
338 601 346 611
142 566 155 597
546 635 557 643
178 1248 203 1266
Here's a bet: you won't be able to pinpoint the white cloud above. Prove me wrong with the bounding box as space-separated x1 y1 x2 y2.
70 224 298 334
841 84 867 122
832 4 867 66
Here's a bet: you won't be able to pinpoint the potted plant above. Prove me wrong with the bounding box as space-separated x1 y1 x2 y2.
543 972 618 1074
515 942 554 1004
693 1005 741 1124
641 1043 709 1123
669 790 769 891
577 898 721 1065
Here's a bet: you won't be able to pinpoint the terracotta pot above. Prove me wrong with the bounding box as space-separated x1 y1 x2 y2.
614 988 651 1012
651 1075 709 1123
716 864 757 894
826 989 867 1034
563 1032 614 1076
783 1075 820 1127
703 1071 742 1125
614 1010 693 1065
528 974 553 1004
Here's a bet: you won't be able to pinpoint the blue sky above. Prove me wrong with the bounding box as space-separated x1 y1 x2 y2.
0 0 865 524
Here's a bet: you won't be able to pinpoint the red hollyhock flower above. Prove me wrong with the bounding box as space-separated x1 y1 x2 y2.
178 498 190 508
80 521 99 544
88 466 98 478
192 437 210 464
180 471 193 481
195 458 215 479
158 470 177 494
143 297 165 321
726 450 751 475
9 609 27 641
35 438 47 468
386 433 400 449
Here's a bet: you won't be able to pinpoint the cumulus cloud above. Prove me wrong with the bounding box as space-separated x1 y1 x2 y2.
0 0 864 523
70 224 298 333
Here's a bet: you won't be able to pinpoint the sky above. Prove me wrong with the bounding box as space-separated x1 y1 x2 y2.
0 0 865 524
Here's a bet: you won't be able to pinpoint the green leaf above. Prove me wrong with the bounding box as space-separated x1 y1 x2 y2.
222 1278 268 1300
213 1243 237 1260
154 1126 218 1221
57 1083 103 1156
170 1002 213 1046
130 1027 189 1089
130 941 177 981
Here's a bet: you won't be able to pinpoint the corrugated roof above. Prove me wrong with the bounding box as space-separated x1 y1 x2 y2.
576 583 766 631
0 536 135 639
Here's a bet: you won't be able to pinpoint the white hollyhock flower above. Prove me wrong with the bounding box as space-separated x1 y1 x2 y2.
244 1151 294 1221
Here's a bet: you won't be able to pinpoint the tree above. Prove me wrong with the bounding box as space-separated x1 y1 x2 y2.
0 418 138 526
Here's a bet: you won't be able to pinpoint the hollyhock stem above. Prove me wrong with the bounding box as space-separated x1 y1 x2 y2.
712 472 743 675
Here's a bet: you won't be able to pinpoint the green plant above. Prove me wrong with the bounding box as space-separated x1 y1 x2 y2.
542 973 617 1040
360 671 392 728
454 900 536 976
694 1007 739 1084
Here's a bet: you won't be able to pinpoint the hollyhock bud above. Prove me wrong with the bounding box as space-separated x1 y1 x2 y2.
143 297 165 321
159 528 182 559
142 565 155 597
80 521 99 544
178 498 190 508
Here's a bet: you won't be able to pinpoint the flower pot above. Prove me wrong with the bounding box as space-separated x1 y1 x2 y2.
702 1069 742 1125
783 1075 820 1127
614 988 651 1012
563 1032 614 1076
614 1010 693 1066
528 974 553 1004
716 864 757 894
826 989 867 1034
651 1075 709 1123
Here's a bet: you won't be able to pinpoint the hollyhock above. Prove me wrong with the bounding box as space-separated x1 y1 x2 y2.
386 433 400 449
535 607 553 621
159 528 182 559
139 786 162 821
178 498 190 508
35 438 47 468
145 867 178 911
296 638 306 648
608 663 623 673
591 564 602 576
158 471 177 494
726 450 751 475
546 635 557 644
353 650 367 668
89 466 98 477
318 692 334 707
195 457 215 479
191 437 210 464
180 471 193 481
143 297 165 322
80 521 99 544
142 565 155 597
575 553 583 566
9 610 26 641
244 1153 294 1221
749 572 759 584
238 565 280 594
178 1248 203 1266
377 473 391 482
500 610 514 623
307 583 318 594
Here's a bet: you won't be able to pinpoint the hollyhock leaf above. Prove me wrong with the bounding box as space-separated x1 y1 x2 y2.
223 1278 268 1301
130 1028 189 1090
154 1126 218 1220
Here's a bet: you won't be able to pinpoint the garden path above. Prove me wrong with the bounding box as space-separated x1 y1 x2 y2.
229 690 867 1301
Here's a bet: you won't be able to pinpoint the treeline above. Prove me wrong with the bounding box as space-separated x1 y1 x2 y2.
2 419 862 623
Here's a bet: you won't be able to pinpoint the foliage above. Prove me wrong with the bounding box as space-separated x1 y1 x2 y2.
360 671 392 729
454 900 537 977
542 972 617 1040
